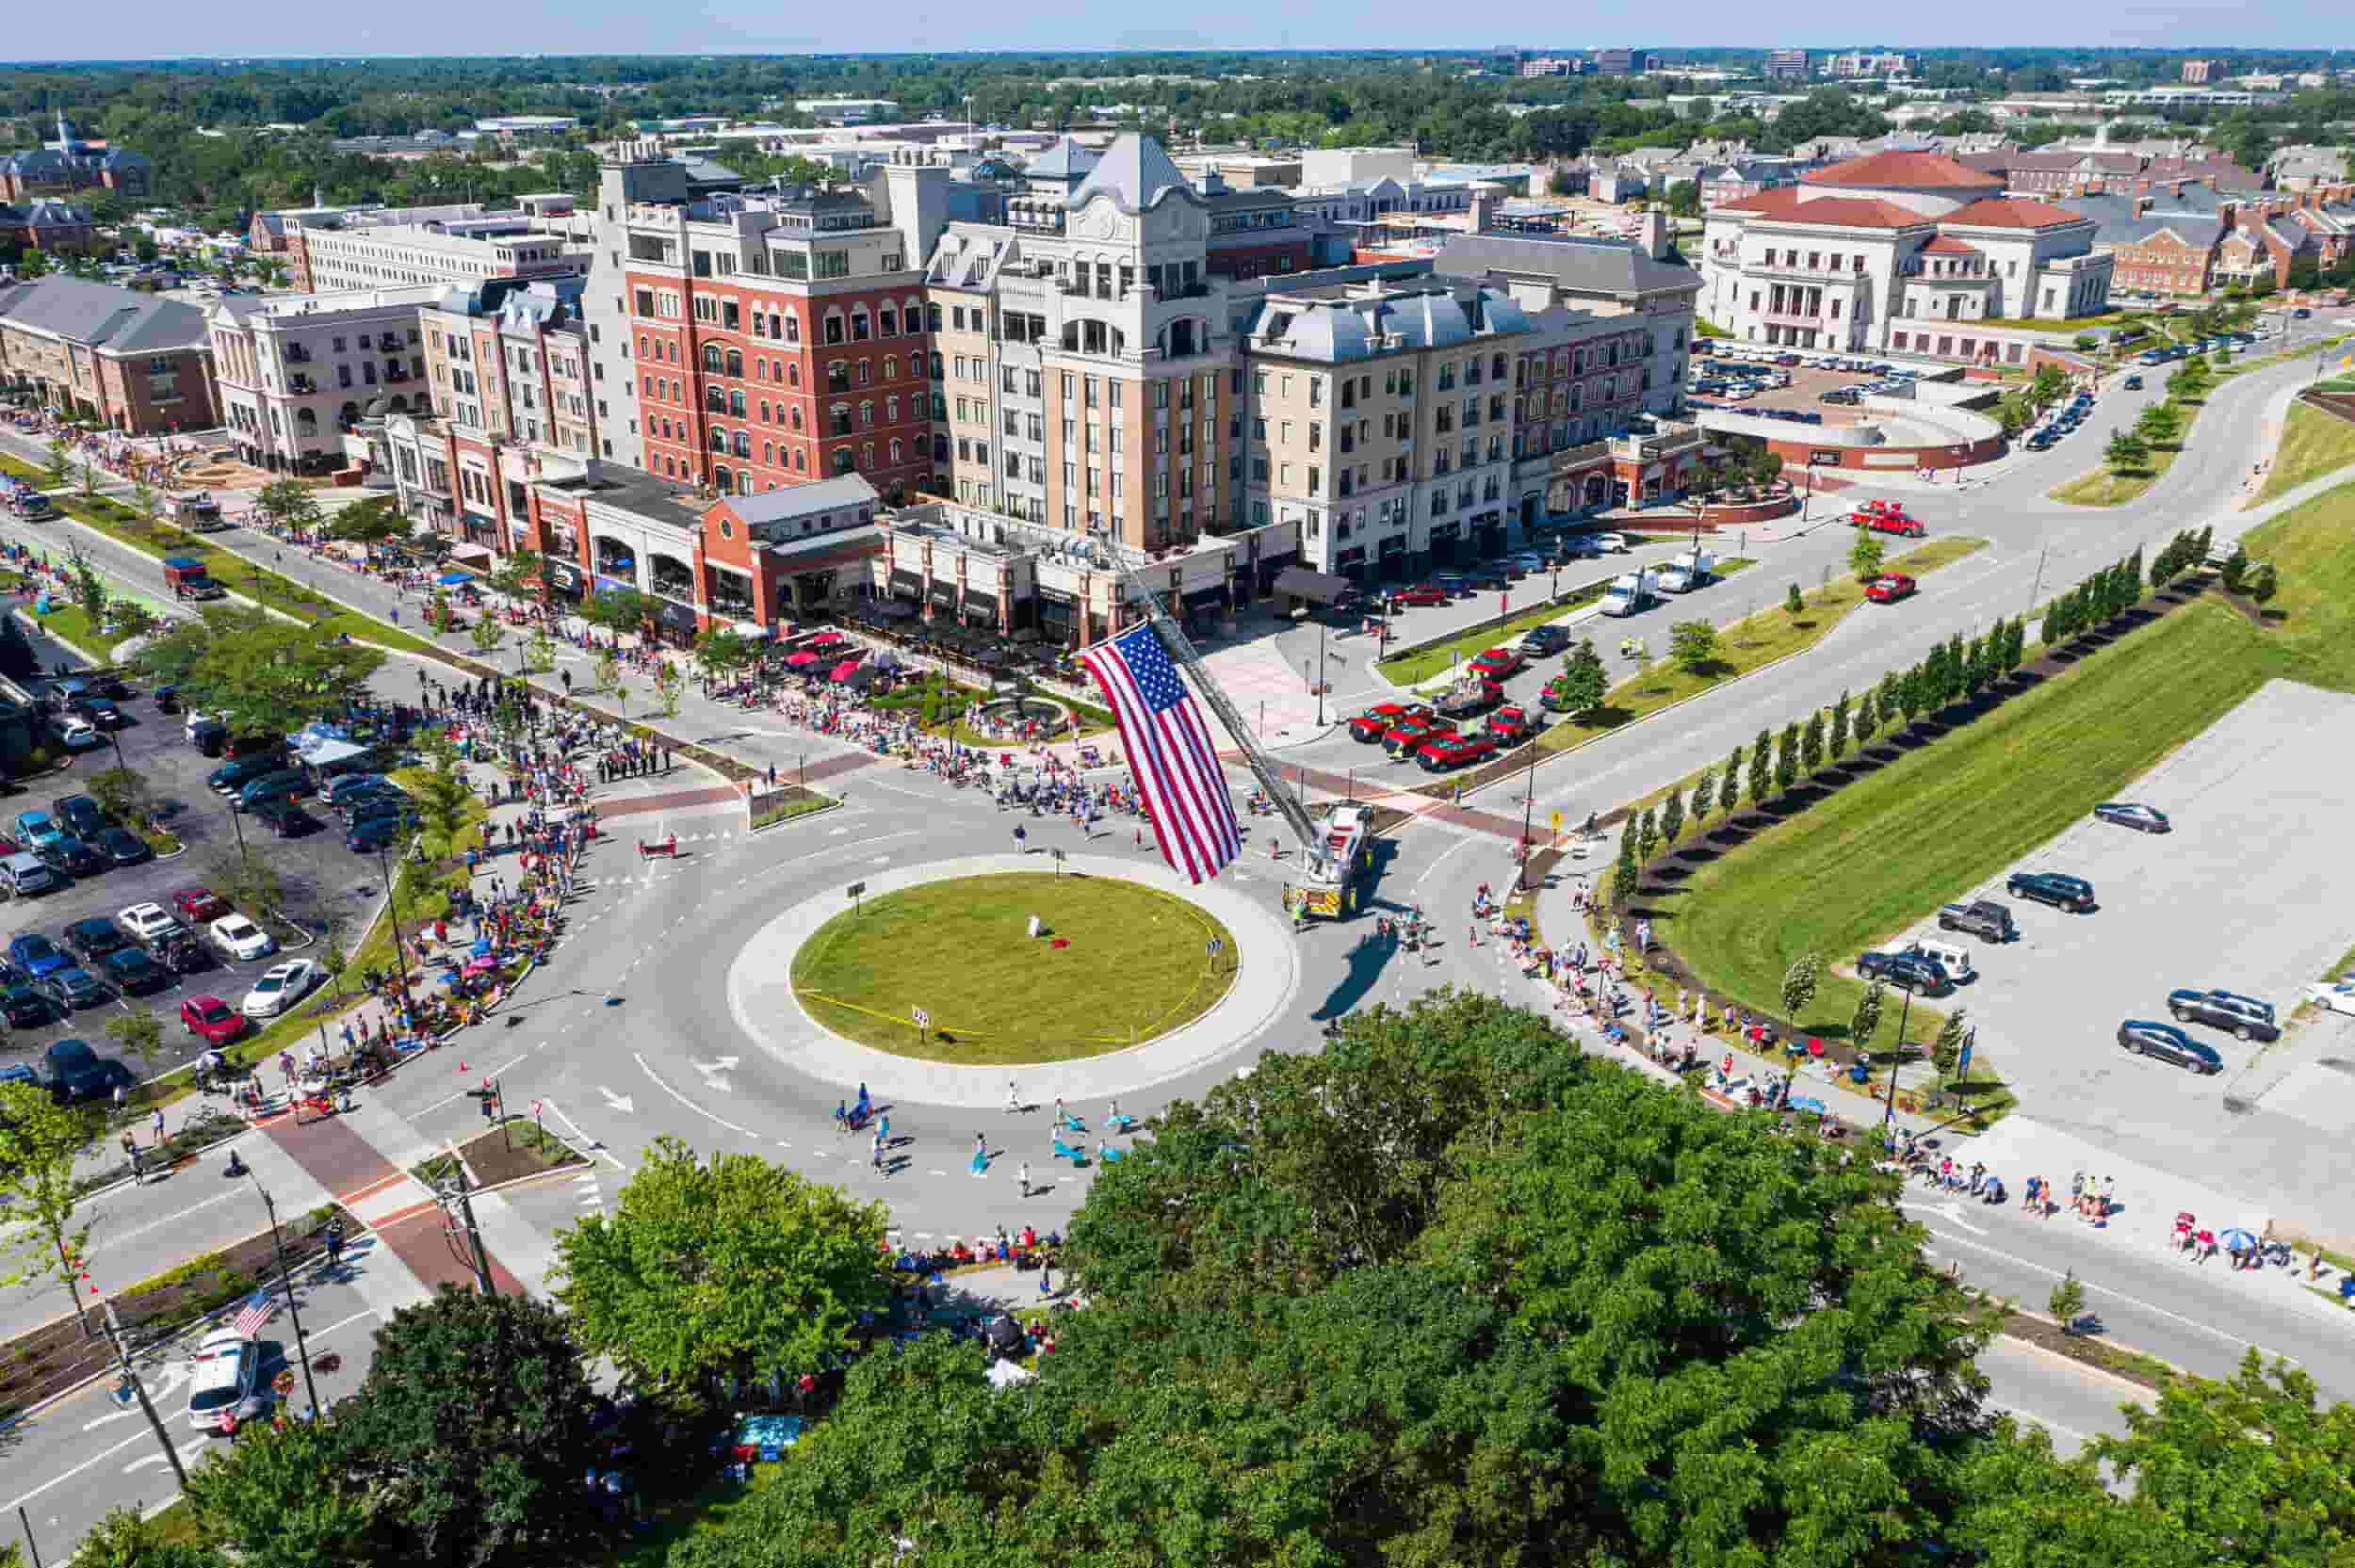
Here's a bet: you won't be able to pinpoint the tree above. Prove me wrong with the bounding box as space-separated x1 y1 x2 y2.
585 587 656 640
485 549 545 604
43 434 72 488
1962 635 1991 699
2048 1269 2086 1334
72 1506 222 1568
1612 823 1639 905
1548 637 1608 719
2039 601 2062 650
653 660 684 719
179 1413 372 1568
1658 787 1685 849
321 495 408 546
67 542 108 626
465 614 507 659
2244 560 2279 605
1773 720 1799 796
1848 531 1886 581
1829 689 1851 761
524 626 558 675
611 681 631 717
1723 745 1745 811
1779 951 1823 1023
130 476 157 528
204 846 284 929
1667 618 1717 674
1850 978 1886 1052
553 1137 887 1402
84 765 155 830
252 477 323 540
1855 686 1880 746
0 1082 99 1336
1634 805 1659 866
2220 543 2249 593
179 611 385 736
404 739 476 865
336 1285 606 1568
1746 729 1771 806
593 649 620 693
2136 400 2182 446
1895 663 1925 730
2104 429 2149 474
1689 768 1715 830
1784 581 1805 617
103 1009 166 1079
1933 1007 1971 1080
1800 709 1825 773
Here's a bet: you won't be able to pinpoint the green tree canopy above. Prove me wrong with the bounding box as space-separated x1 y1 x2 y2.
551 1136 889 1401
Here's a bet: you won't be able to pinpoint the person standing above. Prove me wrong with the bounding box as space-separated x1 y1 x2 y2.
122 1132 143 1186
1016 1160 1031 1199
1005 1078 1021 1114
1012 822 1028 855
150 1107 166 1147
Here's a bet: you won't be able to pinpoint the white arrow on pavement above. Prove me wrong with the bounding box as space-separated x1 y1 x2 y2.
597 1088 636 1115
691 1058 739 1084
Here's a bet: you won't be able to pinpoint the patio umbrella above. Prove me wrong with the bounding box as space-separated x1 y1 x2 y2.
469 939 495 956
2218 1227 2259 1251
807 631 845 647
434 572 472 586
464 957 498 975
785 650 820 667
829 659 863 681
986 1359 1035 1389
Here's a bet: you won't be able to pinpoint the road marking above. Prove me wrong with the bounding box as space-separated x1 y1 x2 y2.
595 1087 636 1115
634 1052 768 1141
122 1436 209 1476
95 1186 244 1252
1408 833 1480 889
410 1051 533 1115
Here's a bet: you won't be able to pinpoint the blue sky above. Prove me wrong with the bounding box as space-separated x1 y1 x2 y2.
6 3 2343 63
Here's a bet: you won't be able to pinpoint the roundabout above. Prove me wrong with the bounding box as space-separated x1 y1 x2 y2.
788 871 1235 1064
728 851 1303 1107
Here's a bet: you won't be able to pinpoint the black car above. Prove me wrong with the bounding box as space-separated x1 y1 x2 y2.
153 684 182 715
333 784 407 818
37 966 110 1011
2116 1020 2224 1075
102 947 170 996
347 799 419 831
1 984 54 1030
36 835 106 879
2166 988 2279 1043
2006 870 2095 912
52 795 106 838
1519 625 1573 657
86 699 126 730
96 827 152 866
37 1038 131 1102
250 797 313 838
2092 801 2170 833
1856 950 1951 995
346 817 403 853
64 916 134 962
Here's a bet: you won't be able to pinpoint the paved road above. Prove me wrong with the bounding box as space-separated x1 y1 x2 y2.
4 311 2351 1546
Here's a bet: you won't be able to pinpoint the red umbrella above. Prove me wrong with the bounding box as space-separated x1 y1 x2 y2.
785 650 820 666
807 631 845 647
828 659 862 681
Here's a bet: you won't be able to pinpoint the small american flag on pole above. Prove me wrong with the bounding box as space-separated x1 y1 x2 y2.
230 1287 276 1339
1077 623 1242 884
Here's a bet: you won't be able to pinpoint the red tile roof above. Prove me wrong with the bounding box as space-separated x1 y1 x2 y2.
1713 186 1931 229
1941 197 2089 230
1919 234 1982 254
1802 151 2004 190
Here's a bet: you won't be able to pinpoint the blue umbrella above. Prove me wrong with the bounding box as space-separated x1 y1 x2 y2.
2218 1227 2258 1251
435 572 472 586
470 939 495 957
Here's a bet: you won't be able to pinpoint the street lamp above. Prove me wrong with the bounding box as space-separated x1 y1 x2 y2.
372 842 417 1025
245 1177 322 1415
1879 985 1917 1128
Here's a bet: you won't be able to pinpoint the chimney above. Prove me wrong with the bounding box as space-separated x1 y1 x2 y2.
1469 183 1502 234
1638 207 1672 260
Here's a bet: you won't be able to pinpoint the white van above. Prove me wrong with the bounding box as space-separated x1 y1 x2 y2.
1908 937 1975 984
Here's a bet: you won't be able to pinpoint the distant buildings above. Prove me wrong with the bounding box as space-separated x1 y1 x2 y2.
208 286 440 474
1591 49 1654 77
2181 59 2225 84
284 201 585 293
0 275 218 434
1763 50 1811 84
1828 52 1913 78
795 100 902 126
0 199 101 257
0 113 150 203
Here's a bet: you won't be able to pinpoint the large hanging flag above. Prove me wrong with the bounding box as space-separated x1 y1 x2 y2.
1077 623 1242 883
231 1287 277 1339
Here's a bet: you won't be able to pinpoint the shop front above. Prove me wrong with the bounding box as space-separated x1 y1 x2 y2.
1426 521 1464 570
1037 586 1079 648
654 597 700 648
544 561 586 606
960 587 999 630
1376 536 1408 580
887 568 924 608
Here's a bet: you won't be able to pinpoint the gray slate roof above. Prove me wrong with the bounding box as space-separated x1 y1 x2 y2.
1072 135 1194 214
1024 137 1101 182
2068 192 2229 247
726 474 878 525
0 274 211 356
1245 283 1529 361
1433 232 1702 300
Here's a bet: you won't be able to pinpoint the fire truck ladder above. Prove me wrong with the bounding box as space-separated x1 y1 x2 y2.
1101 550 1336 883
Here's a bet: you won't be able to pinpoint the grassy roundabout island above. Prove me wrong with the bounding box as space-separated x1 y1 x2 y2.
789 872 1237 1065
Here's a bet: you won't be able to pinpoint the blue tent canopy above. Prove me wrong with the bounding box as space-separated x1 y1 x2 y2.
435 572 472 587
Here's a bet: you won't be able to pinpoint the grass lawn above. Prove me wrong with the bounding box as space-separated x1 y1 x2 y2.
2253 401 2355 505
1375 578 1616 685
750 793 837 830
1656 476 2355 1066
2047 393 2201 507
1534 539 1985 755
790 872 1234 1064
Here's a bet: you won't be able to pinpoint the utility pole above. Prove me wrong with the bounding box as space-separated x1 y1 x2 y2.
2025 545 2048 615
1881 986 1917 1128
440 1141 497 1297
249 1181 321 1415
100 1298 186 1487
1516 742 1538 893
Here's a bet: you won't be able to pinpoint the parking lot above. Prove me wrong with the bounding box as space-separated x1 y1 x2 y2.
1 641 415 1089
1878 680 2355 1222
1689 350 1912 429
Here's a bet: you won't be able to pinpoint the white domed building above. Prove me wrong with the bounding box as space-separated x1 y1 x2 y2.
1698 150 2115 365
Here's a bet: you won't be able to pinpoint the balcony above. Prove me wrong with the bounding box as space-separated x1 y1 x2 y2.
287 375 317 396
1746 260 1870 281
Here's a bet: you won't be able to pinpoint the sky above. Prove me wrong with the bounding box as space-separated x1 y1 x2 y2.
3 1 2345 63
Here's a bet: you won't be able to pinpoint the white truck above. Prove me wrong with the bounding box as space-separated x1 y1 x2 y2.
1657 549 1717 594
1599 568 1661 618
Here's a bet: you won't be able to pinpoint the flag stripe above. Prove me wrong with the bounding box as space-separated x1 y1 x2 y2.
1077 624 1241 885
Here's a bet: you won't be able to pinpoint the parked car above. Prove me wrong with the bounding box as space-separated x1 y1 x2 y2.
2092 800 2169 833
1347 703 1432 743
187 1328 271 1431
2115 1019 2223 1075
38 965 111 1011
1467 647 1524 680
1433 680 1503 719
2123 374 2144 389
240 960 320 1019
2 984 54 1030
52 796 106 838
179 994 247 1045
250 797 313 838
11 811 62 849
37 836 107 878
38 1038 131 1102
1486 704 1535 744
118 903 185 944
173 887 231 924
1855 950 1951 995
96 827 152 866
7 934 70 979
2006 871 2095 912
2301 980 2355 1017
1382 716 1455 758
1850 509 1925 539
1864 574 1917 604
1517 624 1573 657
1937 900 2017 943
103 947 170 996
55 717 103 752
1415 733 1499 772
1389 583 1448 608
2166 988 2279 1042
233 769 309 812
210 914 276 962
64 916 134 962
345 817 405 854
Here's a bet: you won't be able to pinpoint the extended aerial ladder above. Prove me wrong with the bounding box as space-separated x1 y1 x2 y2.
1099 548 1369 913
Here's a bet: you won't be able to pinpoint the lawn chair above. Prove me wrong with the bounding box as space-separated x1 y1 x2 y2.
1096 1142 1124 1164
1050 1138 1083 1164
1105 1113 1136 1134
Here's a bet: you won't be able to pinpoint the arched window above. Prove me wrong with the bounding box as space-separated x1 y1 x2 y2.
702 345 723 372
794 448 806 472
725 348 743 377
879 306 898 336
859 400 873 428
637 334 649 357
763 441 774 464
295 409 317 433
714 464 732 492
790 407 804 432
851 310 870 342
759 399 771 423
881 356 896 381
889 438 902 463
787 364 800 389
904 297 924 332
833 447 855 476
823 310 845 347
729 390 746 416
710 429 728 454
706 387 725 413
737 471 753 495
733 431 751 458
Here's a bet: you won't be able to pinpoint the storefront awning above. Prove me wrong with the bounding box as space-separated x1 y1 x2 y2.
1270 566 1354 606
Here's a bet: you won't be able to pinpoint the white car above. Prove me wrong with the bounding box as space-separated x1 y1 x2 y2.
1588 533 1632 553
241 960 320 1019
57 716 103 751
117 902 184 944
2304 981 2355 1018
210 913 276 962
186 1328 268 1431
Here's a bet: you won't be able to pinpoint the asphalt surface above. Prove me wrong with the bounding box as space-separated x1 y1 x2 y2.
3 309 2353 1548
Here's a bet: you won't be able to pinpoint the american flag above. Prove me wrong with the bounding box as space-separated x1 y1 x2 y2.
1077 623 1242 884
230 1287 276 1339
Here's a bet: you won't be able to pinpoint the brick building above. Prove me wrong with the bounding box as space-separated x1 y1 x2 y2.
0 199 101 257
0 275 217 434
0 116 150 203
